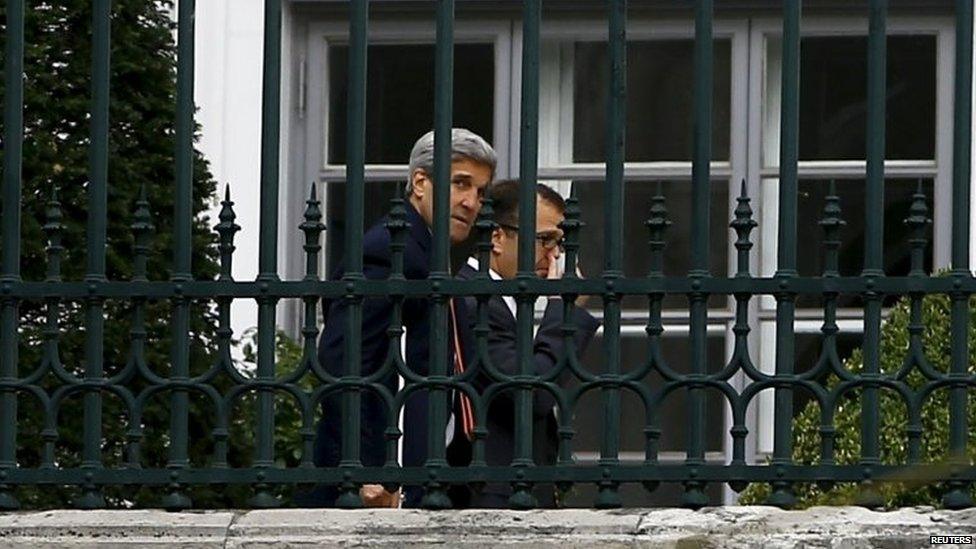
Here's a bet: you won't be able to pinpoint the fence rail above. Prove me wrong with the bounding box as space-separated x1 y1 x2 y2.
0 0 974 511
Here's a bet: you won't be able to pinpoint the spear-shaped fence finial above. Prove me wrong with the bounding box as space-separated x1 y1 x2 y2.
43 183 66 282
130 182 154 282
730 178 757 278
300 182 326 281
645 181 671 277
819 180 846 277
904 179 931 277
216 184 241 281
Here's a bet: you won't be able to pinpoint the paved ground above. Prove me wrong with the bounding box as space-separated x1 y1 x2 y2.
1 506 975 547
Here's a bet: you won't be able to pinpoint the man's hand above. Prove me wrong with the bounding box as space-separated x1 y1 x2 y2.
360 484 400 508
547 250 590 307
573 265 590 307
545 247 563 280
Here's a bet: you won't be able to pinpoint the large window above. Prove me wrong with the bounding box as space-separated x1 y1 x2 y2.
529 20 747 507
290 7 955 506
753 17 953 456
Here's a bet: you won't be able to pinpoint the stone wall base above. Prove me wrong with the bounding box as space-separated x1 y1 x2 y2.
1 506 975 548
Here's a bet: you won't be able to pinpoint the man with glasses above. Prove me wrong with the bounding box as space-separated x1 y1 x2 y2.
457 179 600 508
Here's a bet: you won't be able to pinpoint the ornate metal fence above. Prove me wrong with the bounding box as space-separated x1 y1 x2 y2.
0 0 974 511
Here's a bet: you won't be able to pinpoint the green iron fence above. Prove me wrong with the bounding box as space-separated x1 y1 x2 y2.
0 0 975 511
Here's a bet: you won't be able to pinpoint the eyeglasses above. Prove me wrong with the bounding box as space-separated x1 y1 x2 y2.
498 223 565 251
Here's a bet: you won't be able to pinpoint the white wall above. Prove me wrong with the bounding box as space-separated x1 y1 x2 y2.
193 0 266 348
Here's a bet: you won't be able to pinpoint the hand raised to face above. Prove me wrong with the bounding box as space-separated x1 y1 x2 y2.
545 246 563 280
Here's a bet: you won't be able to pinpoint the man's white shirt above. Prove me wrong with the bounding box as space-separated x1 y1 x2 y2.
466 257 517 319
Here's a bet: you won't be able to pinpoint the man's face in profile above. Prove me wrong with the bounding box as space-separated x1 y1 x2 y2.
491 196 565 280
410 157 492 243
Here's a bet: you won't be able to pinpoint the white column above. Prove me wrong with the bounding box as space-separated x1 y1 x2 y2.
195 0 266 355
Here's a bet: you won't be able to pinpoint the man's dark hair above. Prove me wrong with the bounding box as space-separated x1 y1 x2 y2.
487 179 566 228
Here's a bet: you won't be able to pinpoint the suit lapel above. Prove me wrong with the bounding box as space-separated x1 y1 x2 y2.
458 262 516 327
492 293 517 327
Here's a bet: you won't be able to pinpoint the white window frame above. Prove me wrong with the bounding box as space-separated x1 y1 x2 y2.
529 18 749 187
530 18 750 506
531 17 751 328
749 15 956 457
285 8 961 506
299 18 514 273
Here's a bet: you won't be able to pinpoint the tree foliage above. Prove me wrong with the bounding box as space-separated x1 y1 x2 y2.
0 0 252 508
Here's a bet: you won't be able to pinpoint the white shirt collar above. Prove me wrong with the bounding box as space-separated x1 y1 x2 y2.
466 257 517 319
466 256 501 280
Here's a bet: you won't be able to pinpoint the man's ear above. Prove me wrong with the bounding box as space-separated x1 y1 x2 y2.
490 227 505 256
410 169 428 200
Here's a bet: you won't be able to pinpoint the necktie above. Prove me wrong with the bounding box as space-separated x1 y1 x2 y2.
448 299 475 441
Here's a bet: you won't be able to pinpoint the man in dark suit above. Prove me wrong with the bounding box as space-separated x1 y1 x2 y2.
310 128 495 508
457 180 600 508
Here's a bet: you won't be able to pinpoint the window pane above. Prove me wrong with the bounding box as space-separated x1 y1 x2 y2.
797 36 936 161
573 39 732 162
574 334 726 455
574 179 729 309
328 44 494 165
793 178 934 307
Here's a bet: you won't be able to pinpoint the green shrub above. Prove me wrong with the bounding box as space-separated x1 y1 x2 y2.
739 293 976 508
239 328 315 470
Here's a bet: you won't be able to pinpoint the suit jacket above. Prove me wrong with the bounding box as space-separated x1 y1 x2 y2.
308 201 475 508
457 262 599 506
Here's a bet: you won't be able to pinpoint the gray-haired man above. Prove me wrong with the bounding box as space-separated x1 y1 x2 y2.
311 128 495 508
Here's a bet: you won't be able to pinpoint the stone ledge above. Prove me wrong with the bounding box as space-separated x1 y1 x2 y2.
0 509 235 548
1 506 974 548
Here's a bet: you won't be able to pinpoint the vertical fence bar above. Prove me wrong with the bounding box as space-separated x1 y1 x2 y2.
213 187 240 468
126 186 152 467
729 180 756 485
382 188 407 472
76 0 112 510
684 0 712 510
429 1 454 278
769 0 800 510
596 0 625 510
902 182 927 466
300 185 325 467
335 0 367 510
41 187 65 470
511 0 541 510
817 183 843 474
162 0 196 511
644 184 668 476
471 198 494 471
944 0 974 510
0 0 23 279
250 0 283 509
557 188 582 476
0 0 26 512
421 0 454 510
858 0 886 509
